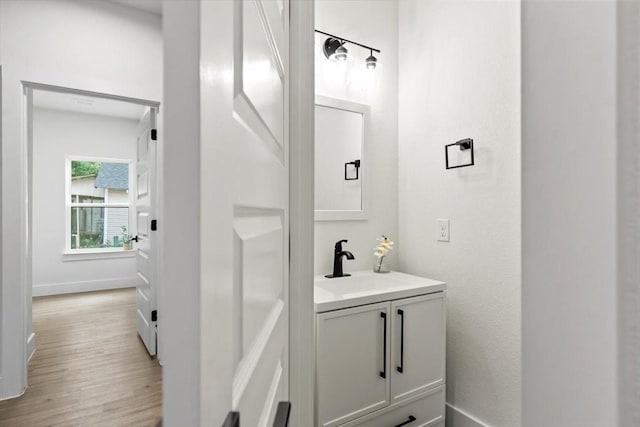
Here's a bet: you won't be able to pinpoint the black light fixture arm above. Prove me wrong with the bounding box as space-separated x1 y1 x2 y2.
314 29 381 53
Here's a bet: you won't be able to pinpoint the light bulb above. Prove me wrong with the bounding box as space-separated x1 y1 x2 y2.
334 45 348 62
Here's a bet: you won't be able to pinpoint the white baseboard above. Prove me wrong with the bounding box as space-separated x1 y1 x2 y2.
27 332 36 363
446 403 490 427
33 276 138 297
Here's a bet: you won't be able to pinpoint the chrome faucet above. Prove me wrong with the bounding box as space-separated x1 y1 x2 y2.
326 239 355 278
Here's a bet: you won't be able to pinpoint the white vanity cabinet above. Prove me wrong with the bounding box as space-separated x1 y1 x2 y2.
315 271 446 427
390 294 445 404
316 302 391 426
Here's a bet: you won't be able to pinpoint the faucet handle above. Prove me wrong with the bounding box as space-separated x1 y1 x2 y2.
335 239 348 250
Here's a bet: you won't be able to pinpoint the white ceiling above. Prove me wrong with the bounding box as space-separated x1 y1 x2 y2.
33 90 146 121
108 0 162 16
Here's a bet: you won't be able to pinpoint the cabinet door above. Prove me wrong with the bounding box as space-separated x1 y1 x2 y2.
317 301 391 427
390 293 445 403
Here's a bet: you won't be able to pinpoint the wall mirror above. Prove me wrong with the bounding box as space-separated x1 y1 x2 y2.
315 96 370 221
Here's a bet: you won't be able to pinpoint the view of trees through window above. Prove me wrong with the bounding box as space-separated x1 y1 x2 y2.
69 160 130 250
71 161 101 178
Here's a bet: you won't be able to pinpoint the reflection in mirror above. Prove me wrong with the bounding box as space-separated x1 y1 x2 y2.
315 96 369 221
315 106 362 211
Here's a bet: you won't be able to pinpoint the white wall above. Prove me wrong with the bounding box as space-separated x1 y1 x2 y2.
397 1 521 426
314 0 398 275
32 108 138 296
0 0 162 398
521 1 636 425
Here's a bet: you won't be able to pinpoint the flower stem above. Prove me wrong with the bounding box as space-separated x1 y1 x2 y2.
378 256 384 272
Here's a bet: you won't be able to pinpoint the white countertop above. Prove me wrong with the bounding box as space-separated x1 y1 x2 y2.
314 270 446 313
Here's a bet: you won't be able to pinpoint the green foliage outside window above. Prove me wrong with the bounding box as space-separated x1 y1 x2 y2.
71 161 101 177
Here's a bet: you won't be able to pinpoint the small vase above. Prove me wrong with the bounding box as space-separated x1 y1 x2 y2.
374 256 390 273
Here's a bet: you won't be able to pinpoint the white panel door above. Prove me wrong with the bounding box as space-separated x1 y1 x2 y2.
390 293 446 404
200 0 290 425
135 107 158 356
316 302 391 427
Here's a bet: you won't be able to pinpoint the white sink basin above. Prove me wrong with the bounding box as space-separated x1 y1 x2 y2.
314 270 445 312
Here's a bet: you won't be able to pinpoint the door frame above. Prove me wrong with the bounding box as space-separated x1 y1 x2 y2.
287 0 316 425
616 1 640 421
18 81 161 390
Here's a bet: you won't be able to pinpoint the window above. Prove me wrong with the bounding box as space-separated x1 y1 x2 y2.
66 158 133 251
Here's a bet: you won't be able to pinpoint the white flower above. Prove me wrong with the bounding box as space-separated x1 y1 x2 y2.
373 235 394 258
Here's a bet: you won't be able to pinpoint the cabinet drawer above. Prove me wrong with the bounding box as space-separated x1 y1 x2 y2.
339 386 445 427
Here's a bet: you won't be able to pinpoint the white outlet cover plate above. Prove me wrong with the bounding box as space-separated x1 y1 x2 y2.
437 219 450 242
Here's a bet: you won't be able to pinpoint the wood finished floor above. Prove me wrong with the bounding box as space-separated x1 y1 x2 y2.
0 288 162 427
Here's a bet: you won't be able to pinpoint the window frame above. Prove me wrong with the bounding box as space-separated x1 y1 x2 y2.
65 156 136 253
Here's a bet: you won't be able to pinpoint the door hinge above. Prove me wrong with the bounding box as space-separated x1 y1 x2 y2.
151 129 158 141
151 219 157 231
151 310 157 322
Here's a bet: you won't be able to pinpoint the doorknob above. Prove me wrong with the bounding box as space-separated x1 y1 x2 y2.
272 402 291 427
131 236 139 242
222 411 240 427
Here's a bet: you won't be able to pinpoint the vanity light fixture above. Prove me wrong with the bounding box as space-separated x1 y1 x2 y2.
333 43 349 62
365 50 378 70
322 37 342 61
316 29 381 69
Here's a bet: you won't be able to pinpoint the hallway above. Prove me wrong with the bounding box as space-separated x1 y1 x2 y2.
0 288 162 426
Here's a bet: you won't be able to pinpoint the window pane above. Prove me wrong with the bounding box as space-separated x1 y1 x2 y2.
70 207 129 249
70 161 129 203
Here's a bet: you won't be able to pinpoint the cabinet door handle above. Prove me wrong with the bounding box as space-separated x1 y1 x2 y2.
397 308 405 373
380 311 387 379
394 415 416 427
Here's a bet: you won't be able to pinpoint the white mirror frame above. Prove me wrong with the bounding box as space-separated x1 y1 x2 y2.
314 95 370 221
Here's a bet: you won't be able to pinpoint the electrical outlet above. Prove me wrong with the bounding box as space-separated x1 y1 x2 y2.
437 219 450 242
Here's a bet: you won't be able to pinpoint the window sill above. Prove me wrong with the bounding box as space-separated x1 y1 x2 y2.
62 249 137 262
